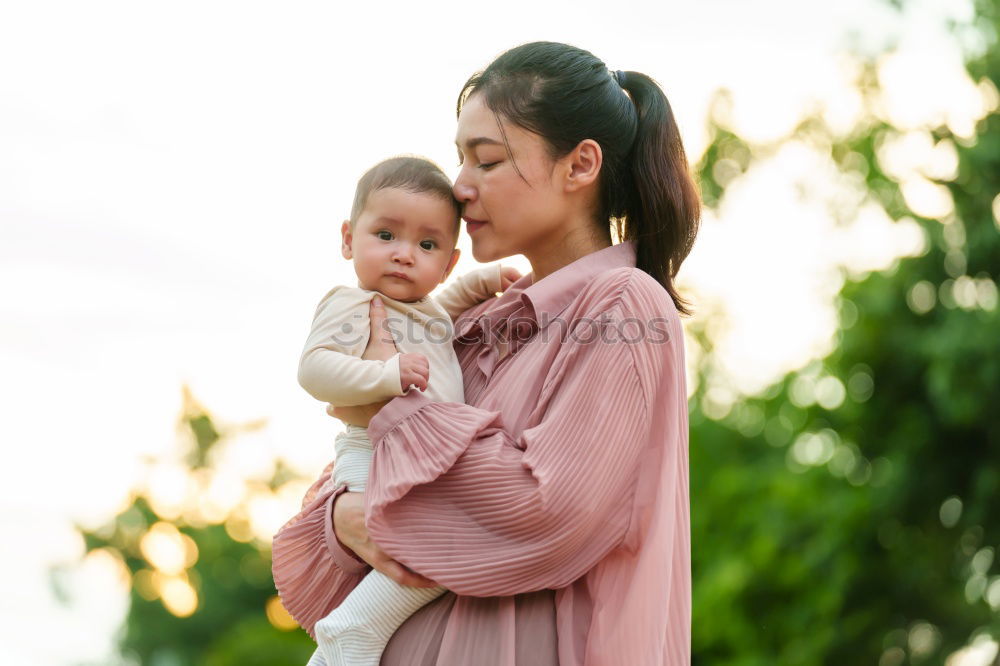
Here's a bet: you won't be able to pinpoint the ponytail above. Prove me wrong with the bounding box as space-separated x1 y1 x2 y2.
618 71 701 317
459 42 701 316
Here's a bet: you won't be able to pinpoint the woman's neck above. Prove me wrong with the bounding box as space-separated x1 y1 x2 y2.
526 225 612 283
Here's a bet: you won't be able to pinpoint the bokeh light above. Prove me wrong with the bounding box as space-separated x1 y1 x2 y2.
266 595 299 631
158 574 198 618
140 522 198 576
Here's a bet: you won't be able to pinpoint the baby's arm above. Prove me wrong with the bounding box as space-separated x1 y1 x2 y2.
298 287 408 406
398 353 429 392
434 264 505 321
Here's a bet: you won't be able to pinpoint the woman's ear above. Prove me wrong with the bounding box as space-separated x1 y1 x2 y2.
341 220 353 260
563 139 602 193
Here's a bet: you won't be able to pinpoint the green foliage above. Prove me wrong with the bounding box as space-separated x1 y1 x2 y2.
68 391 316 665
690 2 1000 663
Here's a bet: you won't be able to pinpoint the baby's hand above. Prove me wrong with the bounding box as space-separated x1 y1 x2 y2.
398 353 429 392
500 266 522 291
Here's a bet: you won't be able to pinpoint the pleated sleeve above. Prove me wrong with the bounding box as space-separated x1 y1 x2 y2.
271 463 370 639
364 270 672 597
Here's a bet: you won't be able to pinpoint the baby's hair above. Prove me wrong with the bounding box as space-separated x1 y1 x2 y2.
350 156 462 238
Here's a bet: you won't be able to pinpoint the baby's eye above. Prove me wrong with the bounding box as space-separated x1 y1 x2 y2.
376 230 393 241
420 240 436 251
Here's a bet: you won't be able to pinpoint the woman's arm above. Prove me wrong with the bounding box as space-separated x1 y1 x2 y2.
272 473 440 638
271 471 369 639
363 270 678 597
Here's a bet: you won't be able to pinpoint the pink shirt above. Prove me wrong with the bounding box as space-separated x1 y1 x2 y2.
272 240 691 665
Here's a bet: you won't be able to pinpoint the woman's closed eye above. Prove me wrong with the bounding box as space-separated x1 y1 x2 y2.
456 156 500 170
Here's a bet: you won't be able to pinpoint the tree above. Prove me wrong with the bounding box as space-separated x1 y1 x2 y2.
69 388 316 665
689 1 999 663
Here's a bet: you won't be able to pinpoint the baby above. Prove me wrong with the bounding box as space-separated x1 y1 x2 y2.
296 156 516 666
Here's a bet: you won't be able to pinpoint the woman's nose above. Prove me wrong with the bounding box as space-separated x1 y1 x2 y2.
453 170 476 203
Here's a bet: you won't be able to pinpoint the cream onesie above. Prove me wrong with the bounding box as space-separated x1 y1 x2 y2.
297 264 503 666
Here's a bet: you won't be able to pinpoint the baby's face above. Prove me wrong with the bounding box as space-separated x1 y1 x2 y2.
342 187 460 302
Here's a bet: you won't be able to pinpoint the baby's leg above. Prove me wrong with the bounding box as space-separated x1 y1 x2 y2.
315 571 446 666
331 426 374 493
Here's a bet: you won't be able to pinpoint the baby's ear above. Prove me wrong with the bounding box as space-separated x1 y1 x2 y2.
340 220 353 260
441 248 461 282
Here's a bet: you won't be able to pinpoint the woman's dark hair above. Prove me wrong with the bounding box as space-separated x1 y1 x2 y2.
458 41 700 316
351 156 461 238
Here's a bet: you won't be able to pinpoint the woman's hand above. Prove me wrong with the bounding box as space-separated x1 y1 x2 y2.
327 296 398 427
333 490 438 588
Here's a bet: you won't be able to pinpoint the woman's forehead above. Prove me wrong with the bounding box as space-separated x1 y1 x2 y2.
456 95 504 145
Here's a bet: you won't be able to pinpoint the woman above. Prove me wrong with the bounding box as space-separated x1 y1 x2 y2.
273 41 700 665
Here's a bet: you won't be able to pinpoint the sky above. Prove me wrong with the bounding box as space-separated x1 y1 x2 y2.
0 0 989 663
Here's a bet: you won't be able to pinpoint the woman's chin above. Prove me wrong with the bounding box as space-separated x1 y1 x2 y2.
470 242 502 265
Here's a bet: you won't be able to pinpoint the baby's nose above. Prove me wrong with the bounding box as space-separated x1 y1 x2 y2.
393 247 414 263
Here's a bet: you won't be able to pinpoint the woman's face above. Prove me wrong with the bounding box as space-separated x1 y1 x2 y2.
453 93 570 264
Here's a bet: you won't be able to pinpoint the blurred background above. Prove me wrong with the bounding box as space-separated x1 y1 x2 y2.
1 0 998 663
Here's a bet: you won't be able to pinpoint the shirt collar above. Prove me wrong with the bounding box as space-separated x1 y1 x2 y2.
455 241 637 340
520 240 636 329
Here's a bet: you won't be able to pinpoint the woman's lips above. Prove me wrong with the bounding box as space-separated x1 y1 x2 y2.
464 216 488 234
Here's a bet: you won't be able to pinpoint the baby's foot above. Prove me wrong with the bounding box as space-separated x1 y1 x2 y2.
315 611 387 666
